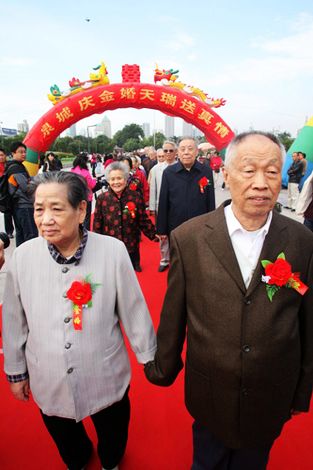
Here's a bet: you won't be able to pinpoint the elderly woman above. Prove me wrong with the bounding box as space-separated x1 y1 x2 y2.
2 171 156 470
93 161 157 272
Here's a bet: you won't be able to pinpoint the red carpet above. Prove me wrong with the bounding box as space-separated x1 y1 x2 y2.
1 236 313 469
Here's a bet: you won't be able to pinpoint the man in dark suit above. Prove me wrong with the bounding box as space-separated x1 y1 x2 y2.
156 137 215 238
145 131 313 469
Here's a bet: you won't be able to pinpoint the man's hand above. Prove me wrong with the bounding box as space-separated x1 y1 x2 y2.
0 240 4 269
10 379 30 401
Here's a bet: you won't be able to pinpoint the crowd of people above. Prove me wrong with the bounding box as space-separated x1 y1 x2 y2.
1 132 313 470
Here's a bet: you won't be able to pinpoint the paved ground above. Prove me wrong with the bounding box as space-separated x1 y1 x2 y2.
0 187 303 303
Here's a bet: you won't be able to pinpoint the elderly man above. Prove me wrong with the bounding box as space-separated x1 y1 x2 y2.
149 141 177 271
145 131 313 470
156 137 215 238
142 146 157 177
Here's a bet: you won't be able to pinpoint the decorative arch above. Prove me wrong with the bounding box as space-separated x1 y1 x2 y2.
24 67 235 175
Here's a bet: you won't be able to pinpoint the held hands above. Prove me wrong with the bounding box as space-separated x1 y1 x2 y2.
157 234 168 241
10 379 30 402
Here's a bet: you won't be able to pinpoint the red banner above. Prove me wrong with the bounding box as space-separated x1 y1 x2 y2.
24 83 234 154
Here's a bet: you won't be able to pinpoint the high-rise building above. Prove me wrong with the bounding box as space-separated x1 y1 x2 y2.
95 116 112 138
142 122 151 137
182 120 193 137
181 120 203 139
193 127 204 138
165 115 175 138
68 124 77 138
17 119 29 133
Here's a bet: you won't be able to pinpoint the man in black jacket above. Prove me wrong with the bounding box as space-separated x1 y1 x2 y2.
286 152 304 211
7 142 38 246
156 137 215 238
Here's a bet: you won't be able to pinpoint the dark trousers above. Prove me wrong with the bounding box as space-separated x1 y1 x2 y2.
40 388 130 470
192 421 272 470
129 247 140 269
12 206 38 247
4 211 14 235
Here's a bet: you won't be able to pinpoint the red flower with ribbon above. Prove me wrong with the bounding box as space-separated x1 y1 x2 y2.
129 182 138 191
198 176 209 193
67 281 92 306
124 201 136 218
66 275 100 330
261 252 308 301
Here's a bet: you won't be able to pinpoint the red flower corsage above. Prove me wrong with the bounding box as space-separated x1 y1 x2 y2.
66 275 100 330
124 201 136 218
198 176 209 193
129 182 138 191
261 252 308 301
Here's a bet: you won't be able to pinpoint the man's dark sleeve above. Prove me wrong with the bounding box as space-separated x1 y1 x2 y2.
292 250 313 411
206 167 216 212
156 171 170 235
144 231 186 385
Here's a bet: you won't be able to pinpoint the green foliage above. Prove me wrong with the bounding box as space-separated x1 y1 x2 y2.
0 133 27 154
141 132 166 149
276 132 295 152
124 138 141 152
266 284 280 302
51 152 73 159
112 124 144 148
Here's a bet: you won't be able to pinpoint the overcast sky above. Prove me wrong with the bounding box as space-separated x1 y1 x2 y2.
1 0 313 137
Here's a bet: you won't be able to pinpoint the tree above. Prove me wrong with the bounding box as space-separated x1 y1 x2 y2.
68 141 80 156
124 138 141 152
113 124 144 147
0 133 26 154
95 135 114 154
141 132 166 149
276 132 294 152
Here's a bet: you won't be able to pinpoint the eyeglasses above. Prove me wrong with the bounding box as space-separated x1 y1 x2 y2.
163 149 174 153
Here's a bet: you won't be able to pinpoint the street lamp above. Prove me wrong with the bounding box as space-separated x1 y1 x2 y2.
87 124 97 154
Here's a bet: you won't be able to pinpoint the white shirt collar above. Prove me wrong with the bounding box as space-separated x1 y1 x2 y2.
225 203 272 237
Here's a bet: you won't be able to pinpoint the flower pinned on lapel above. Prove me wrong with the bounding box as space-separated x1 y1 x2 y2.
198 176 209 194
261 252 308 302
129 182 138 191
66 274 100 330
124 201 136 218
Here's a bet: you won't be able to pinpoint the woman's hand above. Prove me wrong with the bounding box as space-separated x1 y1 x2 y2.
10 379 30 401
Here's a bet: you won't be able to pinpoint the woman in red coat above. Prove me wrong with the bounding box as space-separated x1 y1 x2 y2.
93 161 157 272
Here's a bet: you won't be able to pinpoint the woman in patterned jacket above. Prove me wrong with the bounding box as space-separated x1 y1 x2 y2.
93 161 157 272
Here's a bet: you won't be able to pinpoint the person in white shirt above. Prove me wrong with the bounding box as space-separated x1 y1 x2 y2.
149 141 177 272
145 131 313 470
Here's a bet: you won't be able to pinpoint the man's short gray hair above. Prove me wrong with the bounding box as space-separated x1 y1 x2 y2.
163 140 177 149
224 131 286 168
178 136 197 146
105 161 129 181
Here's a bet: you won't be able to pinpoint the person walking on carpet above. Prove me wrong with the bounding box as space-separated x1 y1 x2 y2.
145 131 313 470
2 171 156 470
